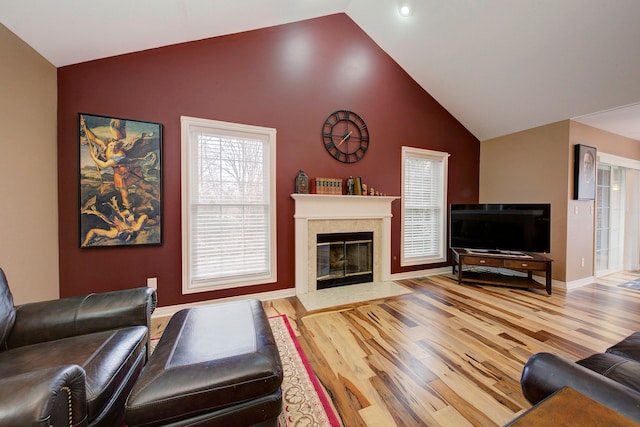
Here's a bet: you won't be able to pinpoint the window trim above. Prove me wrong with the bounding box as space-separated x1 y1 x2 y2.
400 146 449 266
180 116 277 294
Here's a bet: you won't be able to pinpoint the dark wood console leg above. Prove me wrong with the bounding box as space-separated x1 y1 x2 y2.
546 264 552 295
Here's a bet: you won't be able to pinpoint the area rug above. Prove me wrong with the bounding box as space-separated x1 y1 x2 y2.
619 279 640 290
270 314 342 427
150 314 341 426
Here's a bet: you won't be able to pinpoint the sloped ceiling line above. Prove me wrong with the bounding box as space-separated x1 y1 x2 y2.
1 0 639 141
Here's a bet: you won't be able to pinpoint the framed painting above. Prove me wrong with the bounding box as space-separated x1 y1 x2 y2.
79 113 162 247
573 143 597 200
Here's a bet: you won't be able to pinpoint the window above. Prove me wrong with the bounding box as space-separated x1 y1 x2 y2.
401 146 448 266
181 116 276 293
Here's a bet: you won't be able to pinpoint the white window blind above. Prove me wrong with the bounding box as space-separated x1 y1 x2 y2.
181 117 276 293
401 146 448 266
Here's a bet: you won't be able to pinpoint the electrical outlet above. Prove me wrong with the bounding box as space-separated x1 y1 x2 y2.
581 258 585 267
147 277 157 290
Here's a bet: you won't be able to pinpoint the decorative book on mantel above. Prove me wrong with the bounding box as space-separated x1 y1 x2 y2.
311 177 343 194
306 176 387 196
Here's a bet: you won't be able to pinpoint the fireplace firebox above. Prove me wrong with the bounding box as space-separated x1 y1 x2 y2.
316 232 373 289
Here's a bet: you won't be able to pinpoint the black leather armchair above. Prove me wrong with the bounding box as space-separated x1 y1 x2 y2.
0 268 156 426
521 333 640 423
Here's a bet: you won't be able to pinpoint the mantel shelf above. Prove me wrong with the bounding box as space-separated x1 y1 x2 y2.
291 194 400 201
291 194 399 220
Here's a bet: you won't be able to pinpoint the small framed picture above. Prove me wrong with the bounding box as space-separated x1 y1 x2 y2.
573 144 596 200
79 113 162 247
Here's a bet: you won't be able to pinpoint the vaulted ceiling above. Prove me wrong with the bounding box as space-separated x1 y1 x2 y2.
2 0 639 141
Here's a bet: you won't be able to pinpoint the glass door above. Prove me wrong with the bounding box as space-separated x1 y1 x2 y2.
596 164 626 276
623 169 640 271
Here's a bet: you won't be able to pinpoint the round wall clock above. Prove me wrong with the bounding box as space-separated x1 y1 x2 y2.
322 110 369 163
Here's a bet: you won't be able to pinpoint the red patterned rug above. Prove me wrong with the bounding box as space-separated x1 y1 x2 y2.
269 315 342 427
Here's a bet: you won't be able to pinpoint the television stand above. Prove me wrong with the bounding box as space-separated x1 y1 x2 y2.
465 248 531 258
450 248 553 295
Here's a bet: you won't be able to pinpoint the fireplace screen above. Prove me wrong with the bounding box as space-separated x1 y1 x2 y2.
316 232 373 289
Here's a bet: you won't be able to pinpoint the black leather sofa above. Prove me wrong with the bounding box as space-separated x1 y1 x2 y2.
521 332 640 423
0 268 157 426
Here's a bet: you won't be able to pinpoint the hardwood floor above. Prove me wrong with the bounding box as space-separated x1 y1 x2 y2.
262 272 640 426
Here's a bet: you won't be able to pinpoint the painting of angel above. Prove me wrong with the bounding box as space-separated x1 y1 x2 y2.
79 113 162 247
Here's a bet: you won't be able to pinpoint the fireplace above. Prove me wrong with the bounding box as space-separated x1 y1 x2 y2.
291 194 399 295
317 232 373 289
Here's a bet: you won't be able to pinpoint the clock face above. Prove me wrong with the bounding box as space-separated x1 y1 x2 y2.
322 110 369 163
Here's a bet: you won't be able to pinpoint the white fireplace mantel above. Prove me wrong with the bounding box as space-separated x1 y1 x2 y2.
291 194 399 295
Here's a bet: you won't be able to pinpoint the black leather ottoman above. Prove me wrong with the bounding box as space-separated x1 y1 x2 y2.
125 299 283 427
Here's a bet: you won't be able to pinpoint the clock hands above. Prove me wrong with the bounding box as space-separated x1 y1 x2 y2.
337 131 352 148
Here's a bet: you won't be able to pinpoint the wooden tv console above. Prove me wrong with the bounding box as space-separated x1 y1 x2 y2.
451 248 553 295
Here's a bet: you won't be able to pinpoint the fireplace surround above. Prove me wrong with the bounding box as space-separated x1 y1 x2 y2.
291 194 399 295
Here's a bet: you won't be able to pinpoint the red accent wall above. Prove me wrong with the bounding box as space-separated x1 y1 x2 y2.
57 14 479 306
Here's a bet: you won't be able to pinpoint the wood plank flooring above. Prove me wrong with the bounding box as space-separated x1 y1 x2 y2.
262 272 640 426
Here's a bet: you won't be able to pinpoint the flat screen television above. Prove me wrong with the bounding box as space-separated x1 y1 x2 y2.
450 204 551 254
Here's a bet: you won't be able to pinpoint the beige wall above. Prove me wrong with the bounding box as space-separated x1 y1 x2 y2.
568 121 640 281
480 121 570 281
565 199 596 283
481 120 640 285
570 121 640 161
0 24 59 304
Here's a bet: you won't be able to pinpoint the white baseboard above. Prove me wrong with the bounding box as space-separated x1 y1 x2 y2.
152 287 296 319
564 276 595 290
154 268 454 319
153 267 586 318
390 266 451 281
391 266 579 293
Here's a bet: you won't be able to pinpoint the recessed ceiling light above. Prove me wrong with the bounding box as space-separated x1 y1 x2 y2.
398 2 414 17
